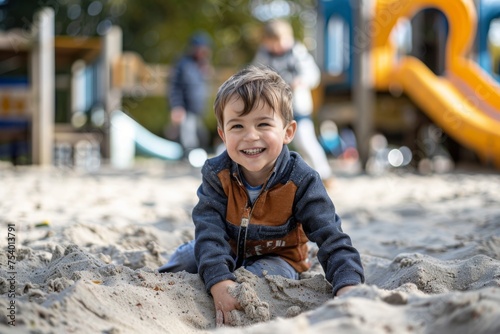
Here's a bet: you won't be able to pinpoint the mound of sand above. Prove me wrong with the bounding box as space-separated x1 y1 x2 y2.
0 163 499 333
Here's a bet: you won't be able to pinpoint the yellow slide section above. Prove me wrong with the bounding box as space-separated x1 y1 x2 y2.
394 57 500 167
372 0 500 167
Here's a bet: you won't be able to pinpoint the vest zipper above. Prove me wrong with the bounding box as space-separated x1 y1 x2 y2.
236 215 249 268
233 168 275 268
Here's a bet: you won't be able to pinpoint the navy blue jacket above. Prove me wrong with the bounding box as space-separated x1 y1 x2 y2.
168 55 208 115
193 145 364 295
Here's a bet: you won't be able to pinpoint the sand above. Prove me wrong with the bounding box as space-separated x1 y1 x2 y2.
0 160 499 333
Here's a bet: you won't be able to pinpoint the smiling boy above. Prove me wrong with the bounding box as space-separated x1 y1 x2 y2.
159 66 364 326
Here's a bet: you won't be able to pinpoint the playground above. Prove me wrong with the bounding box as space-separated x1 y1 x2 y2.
1 0 499 173
1 2 500 333
317 0 500 172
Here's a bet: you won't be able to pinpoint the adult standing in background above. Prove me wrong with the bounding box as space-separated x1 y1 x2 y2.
167 32 213 153
252 19 334 186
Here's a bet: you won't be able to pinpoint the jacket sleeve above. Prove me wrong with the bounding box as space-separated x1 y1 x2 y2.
168 61 185 109
193 162 237 293
294 171 364 296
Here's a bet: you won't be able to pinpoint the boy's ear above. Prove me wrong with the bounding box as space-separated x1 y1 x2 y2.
283 120 297 144
217 127 226 143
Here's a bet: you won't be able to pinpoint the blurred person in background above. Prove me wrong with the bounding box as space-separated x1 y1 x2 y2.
252 19 334 187
166 31 213 154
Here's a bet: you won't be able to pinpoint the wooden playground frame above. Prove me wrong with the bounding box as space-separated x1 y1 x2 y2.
0 7 122 166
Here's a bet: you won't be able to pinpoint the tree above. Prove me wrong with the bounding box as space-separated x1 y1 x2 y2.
0 0 317 67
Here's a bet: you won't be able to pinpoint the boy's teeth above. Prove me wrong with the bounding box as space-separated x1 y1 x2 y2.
243 148 263 155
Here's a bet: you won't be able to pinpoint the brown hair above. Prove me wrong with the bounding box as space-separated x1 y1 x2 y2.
214 65 293 129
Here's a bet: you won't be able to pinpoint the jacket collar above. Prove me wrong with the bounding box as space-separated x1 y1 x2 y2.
230 145 290 190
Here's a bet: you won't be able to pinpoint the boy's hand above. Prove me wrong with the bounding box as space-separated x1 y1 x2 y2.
336 285 357 297
210 280 241 327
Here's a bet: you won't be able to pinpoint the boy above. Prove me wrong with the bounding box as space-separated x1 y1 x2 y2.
159 66 364 326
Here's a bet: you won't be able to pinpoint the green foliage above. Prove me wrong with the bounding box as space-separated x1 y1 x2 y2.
0 0 125 36
0 0 317 67
118 0 261 66
122 95 168 136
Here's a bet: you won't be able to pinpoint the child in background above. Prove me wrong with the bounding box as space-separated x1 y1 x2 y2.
252 19 334 187
158 66 364 326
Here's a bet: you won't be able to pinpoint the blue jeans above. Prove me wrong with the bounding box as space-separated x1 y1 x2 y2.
158 240 299 279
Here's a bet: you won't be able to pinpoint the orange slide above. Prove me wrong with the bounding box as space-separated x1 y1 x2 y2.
372 0 500 167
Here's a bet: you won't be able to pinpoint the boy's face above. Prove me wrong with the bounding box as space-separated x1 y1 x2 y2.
218 96 296 185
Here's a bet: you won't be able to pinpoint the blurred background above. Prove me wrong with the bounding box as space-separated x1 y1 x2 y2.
0 0 499 174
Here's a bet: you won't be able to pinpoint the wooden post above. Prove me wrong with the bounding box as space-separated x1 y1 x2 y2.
353 0 375 170
31 8 55 165
101 26 123 160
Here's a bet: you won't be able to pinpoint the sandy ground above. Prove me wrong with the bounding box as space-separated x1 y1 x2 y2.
0 159 499 333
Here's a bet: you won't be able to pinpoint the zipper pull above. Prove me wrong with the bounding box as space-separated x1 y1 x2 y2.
233 172 243 187
236 216 250 268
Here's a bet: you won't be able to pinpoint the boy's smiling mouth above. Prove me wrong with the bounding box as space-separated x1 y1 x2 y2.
242 148 265 155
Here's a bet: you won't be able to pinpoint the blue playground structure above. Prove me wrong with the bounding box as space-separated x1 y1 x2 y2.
317 0 500 169
477 0 500 82
317 0 354 93
319 0 500 88
0 77 31 164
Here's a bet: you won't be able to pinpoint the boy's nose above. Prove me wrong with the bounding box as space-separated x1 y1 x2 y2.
243 128 259 141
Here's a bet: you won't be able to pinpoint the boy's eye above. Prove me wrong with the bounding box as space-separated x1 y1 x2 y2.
230 124 243 129
258 122 270 127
